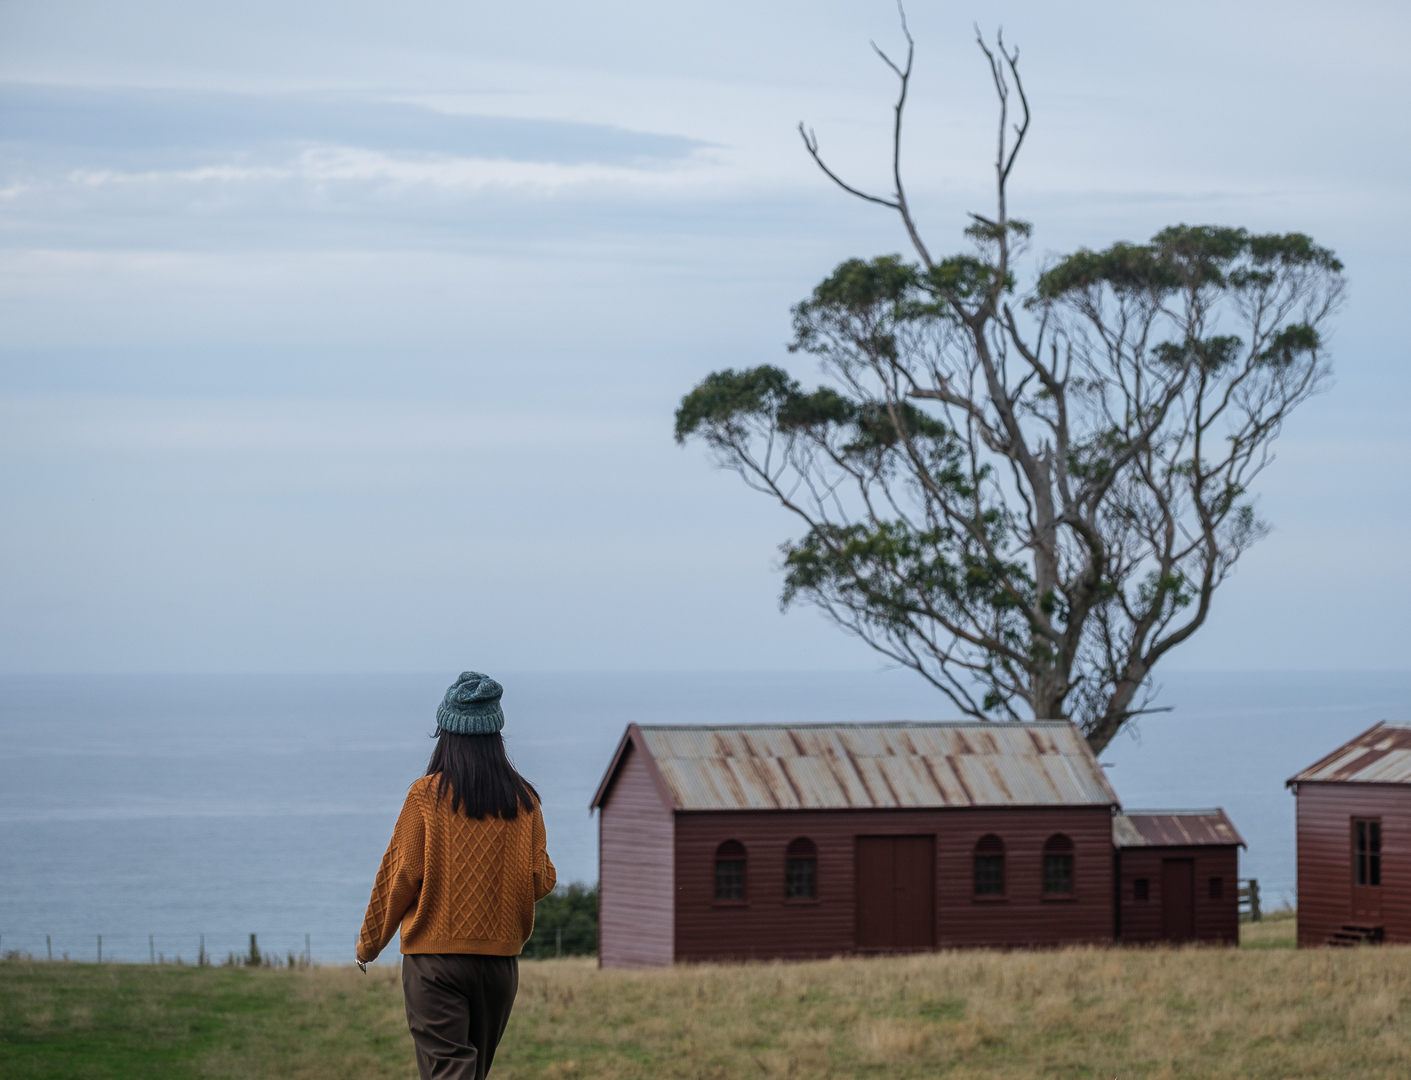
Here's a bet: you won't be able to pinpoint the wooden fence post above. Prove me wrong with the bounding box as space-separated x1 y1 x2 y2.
1238 878 1262 922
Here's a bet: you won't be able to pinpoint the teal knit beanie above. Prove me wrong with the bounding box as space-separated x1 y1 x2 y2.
436 671 505 735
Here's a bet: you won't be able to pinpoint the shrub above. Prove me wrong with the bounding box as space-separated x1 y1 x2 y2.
523 882 597 958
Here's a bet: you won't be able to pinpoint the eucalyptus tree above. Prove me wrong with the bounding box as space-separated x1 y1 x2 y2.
675 19 1343 753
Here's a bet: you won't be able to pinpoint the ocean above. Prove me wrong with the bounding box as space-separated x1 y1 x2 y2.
2 669 1405 964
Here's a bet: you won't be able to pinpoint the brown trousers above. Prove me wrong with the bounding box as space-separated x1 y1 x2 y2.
401 953 520 1080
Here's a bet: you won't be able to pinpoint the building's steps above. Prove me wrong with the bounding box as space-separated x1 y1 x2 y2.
1326 923 1383 947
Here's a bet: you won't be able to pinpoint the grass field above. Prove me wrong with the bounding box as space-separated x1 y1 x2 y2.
8 913 1411 1080
1239 908 1296 949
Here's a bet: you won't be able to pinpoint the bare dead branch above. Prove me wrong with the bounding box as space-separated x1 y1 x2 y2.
798 3 933 266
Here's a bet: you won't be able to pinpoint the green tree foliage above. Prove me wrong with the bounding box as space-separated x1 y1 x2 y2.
523 883 598 959
676 22 1343 753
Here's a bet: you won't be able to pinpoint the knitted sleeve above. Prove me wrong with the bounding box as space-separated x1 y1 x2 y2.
357 783 427 961
532 803 557 901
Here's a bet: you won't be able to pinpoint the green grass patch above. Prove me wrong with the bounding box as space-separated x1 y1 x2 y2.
1241 908 1297 950
0 960 413 1080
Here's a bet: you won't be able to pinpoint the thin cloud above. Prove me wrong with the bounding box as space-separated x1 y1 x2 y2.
65 146 729 194
0 83 706 168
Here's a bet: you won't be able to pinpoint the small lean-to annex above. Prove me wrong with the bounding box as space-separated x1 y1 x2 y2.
589 720 1124 968
1113 809 1244 945
1288 720 1411 947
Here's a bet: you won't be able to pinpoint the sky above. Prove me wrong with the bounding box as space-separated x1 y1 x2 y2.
2 0 1408 675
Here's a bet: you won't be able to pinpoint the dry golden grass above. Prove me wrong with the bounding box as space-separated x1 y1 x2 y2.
498 940 1411 1080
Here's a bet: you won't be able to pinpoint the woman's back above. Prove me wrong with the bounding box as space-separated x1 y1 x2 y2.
360 773 554 958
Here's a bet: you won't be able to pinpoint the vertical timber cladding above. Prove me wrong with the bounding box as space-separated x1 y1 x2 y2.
596 742 675 968
1294 782 1411 947
671 806 1115 961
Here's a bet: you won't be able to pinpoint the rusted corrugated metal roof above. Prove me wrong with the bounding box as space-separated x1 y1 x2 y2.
627 721 1118 812
1287 721 1411 786
1114 809 1245 848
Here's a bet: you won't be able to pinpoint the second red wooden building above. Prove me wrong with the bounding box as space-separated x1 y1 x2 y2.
1113 810 1244 946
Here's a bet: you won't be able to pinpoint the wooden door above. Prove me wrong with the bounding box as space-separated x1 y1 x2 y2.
855 837 894 948
1351 818 1382 920
1161 859 1195 942
855 836 935 950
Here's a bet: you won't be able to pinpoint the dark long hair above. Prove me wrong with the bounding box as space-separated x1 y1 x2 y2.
426 729 540 820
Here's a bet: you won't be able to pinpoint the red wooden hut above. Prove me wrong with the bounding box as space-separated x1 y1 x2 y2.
1288 721 1411 947
1113 810 1244 945
590 721 1122 968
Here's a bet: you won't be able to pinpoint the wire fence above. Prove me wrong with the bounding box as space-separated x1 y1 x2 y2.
0 886 601 965
0 931 334 967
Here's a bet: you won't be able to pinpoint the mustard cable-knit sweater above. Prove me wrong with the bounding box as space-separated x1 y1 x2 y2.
358 774 556 961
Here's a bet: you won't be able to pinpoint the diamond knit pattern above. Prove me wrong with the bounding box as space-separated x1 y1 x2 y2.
358 776 556 961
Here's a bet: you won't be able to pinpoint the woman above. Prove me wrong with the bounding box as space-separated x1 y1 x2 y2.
357 671 556 1080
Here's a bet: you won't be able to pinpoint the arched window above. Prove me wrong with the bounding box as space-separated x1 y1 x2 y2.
1043 834 1074 896
715 840 746 901
785 837 817 899
974 834 1005 896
